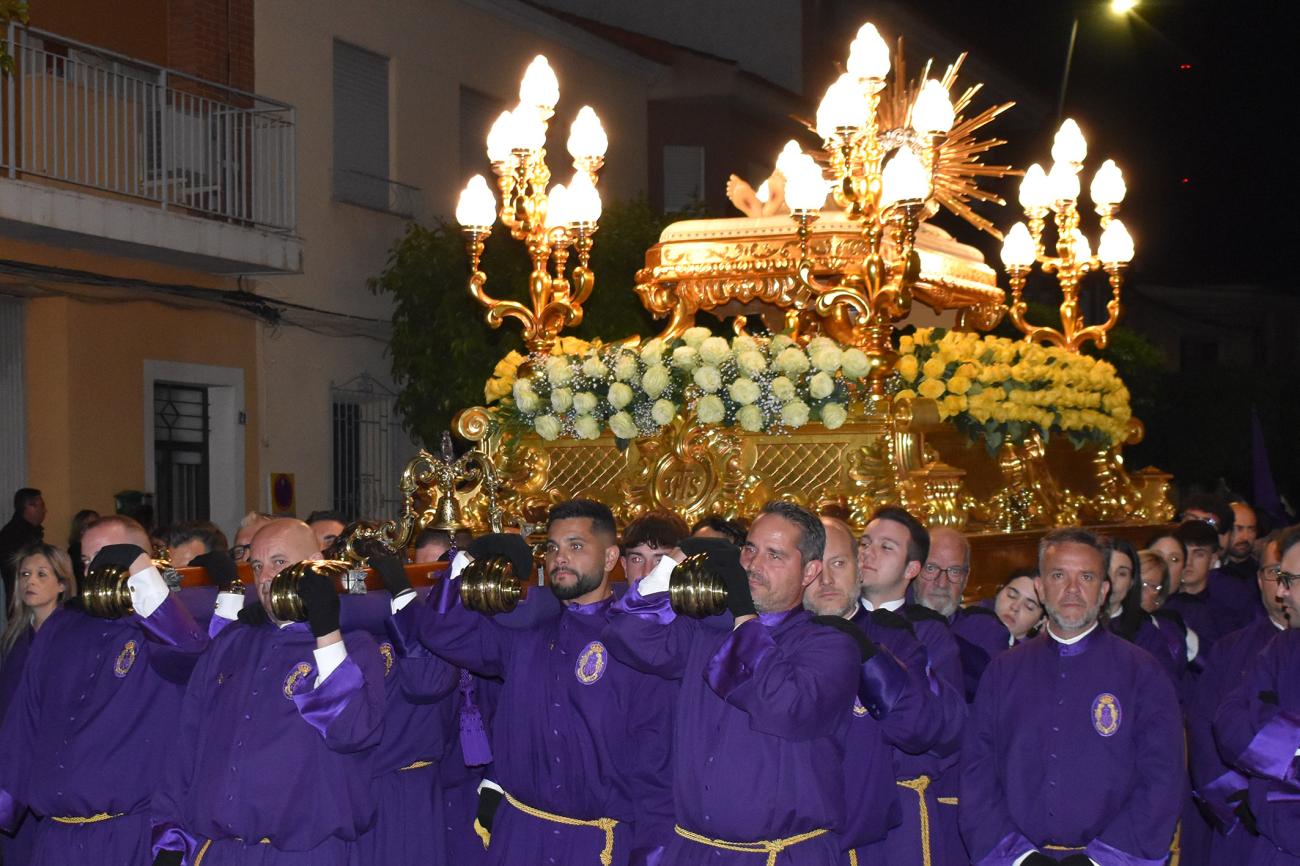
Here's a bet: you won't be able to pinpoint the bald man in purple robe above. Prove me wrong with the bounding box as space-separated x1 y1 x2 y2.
962 527 1184 866
388 500 676 866
804 515 964 863
1189 534 1292 864
1212 526 1300 865
152 518 386 866
0 515 207 866
603 500 862 865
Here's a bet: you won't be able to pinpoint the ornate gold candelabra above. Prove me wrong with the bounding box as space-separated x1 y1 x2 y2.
1000 118 1135 351
784 25 960 396
456 55 607 353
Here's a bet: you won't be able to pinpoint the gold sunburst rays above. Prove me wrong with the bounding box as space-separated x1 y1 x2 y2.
798 42 1018 238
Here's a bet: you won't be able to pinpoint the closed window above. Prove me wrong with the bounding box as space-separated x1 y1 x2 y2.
333 40 391 212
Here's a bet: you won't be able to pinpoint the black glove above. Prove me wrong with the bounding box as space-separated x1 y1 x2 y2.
298 567 341 638
680 536 753 619
1058 855 1093 866
476 785 504 833
468 534 533 584
152 851 183 866
89 544 149 574
811 614 876 663
238 602 270 626
371 552 412 597
192 551 238 589
1020 854 1057 866
1227 789 1259 836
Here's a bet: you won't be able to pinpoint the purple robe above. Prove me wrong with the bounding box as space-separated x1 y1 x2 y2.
1213 627 1300 863
856 604 968 866
152 621 385 866
602 582 859 865
951 605 1014 703
397 578 676 866
1207 565 1266 625
437 671 501 866
0 597 206 866
839 607 959 863
348 614 460 866
961 627 1184 866
1164 577 1253 656
0 628 36 865
1188 616 1285 865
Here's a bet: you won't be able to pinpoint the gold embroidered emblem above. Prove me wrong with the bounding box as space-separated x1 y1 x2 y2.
1092 692 1121 737
853 697 869 717
575 641 608 685
114 640 138 678
282 662 314 698
379 642 395 678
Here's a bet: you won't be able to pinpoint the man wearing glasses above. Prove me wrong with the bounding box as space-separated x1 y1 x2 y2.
1213 526 1300 863
1190 531 1296 863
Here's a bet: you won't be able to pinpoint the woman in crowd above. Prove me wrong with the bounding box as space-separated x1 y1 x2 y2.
1147 529 1188 597
1107 538 1186 682
991 567 1044 642
0 543 78 864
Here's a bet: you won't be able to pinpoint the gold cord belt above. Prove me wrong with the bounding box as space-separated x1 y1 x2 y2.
50 811 123 824
674 823 829 866
398 759 434 771
504 791 618 866
897 775 933 866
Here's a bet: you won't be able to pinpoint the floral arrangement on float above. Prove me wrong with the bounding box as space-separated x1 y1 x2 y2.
484 325 1132 452
892 327 1132 452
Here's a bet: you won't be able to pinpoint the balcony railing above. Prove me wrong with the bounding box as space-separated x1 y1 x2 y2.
1 24 296 234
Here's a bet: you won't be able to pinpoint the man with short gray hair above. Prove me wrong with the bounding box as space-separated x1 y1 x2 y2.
961 528 1183 866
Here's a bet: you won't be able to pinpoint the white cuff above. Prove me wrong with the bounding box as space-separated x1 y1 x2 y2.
1011 852 1036 866
128 566 171 618
477 778 504 796
214 590 245 621
312 640 348 688
1185 627 1200 663
391 590 417 614
637 551 681 596
449 550 474 580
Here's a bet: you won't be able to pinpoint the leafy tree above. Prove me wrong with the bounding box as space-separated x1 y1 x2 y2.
0 1 29 75
369 196 684 448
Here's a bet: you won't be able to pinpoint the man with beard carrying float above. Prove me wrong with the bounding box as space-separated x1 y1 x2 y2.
384 498 676 866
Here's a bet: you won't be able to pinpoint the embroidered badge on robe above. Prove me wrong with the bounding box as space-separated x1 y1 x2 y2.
114 640 138 678
1091 692 1121 737
575 641 608 684
379 642 395 678
283 661 314 698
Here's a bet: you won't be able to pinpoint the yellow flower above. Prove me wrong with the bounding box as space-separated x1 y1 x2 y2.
895 388 918 401
897 355 920 383
922 357 947 380
941 394 967 417
946 375 972 396
918 379 946 400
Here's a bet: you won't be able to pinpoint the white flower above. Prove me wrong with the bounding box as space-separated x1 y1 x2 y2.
513 379 541 414
696 394 726 424
810 344 844 373
574 415 601 440
699 336 731 367
608 382 634 409
546 356 573 387
728 378 761 405
771 376 796 402
641 364 671 398
841 348 870 379
809 371 835 400
672 346 700 370
781 399 810 428
613 353 639 382
732 335 759 355
774 347 810 375
573 391 598 414
651 399 677 426
534 414 562 440
820 402 848 430
581 356 609 379
639 338 665 366
737 404 765 432
608 411 638 440
693 365 723 393
682 326 712 348
550 387 574 412
769 334 796 354
736 350 767 376
807 336 837 352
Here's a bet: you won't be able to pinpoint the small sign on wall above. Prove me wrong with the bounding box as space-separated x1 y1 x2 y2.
269 473 296 516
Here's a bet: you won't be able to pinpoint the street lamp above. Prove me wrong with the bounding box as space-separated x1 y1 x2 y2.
1056 1 1140 120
